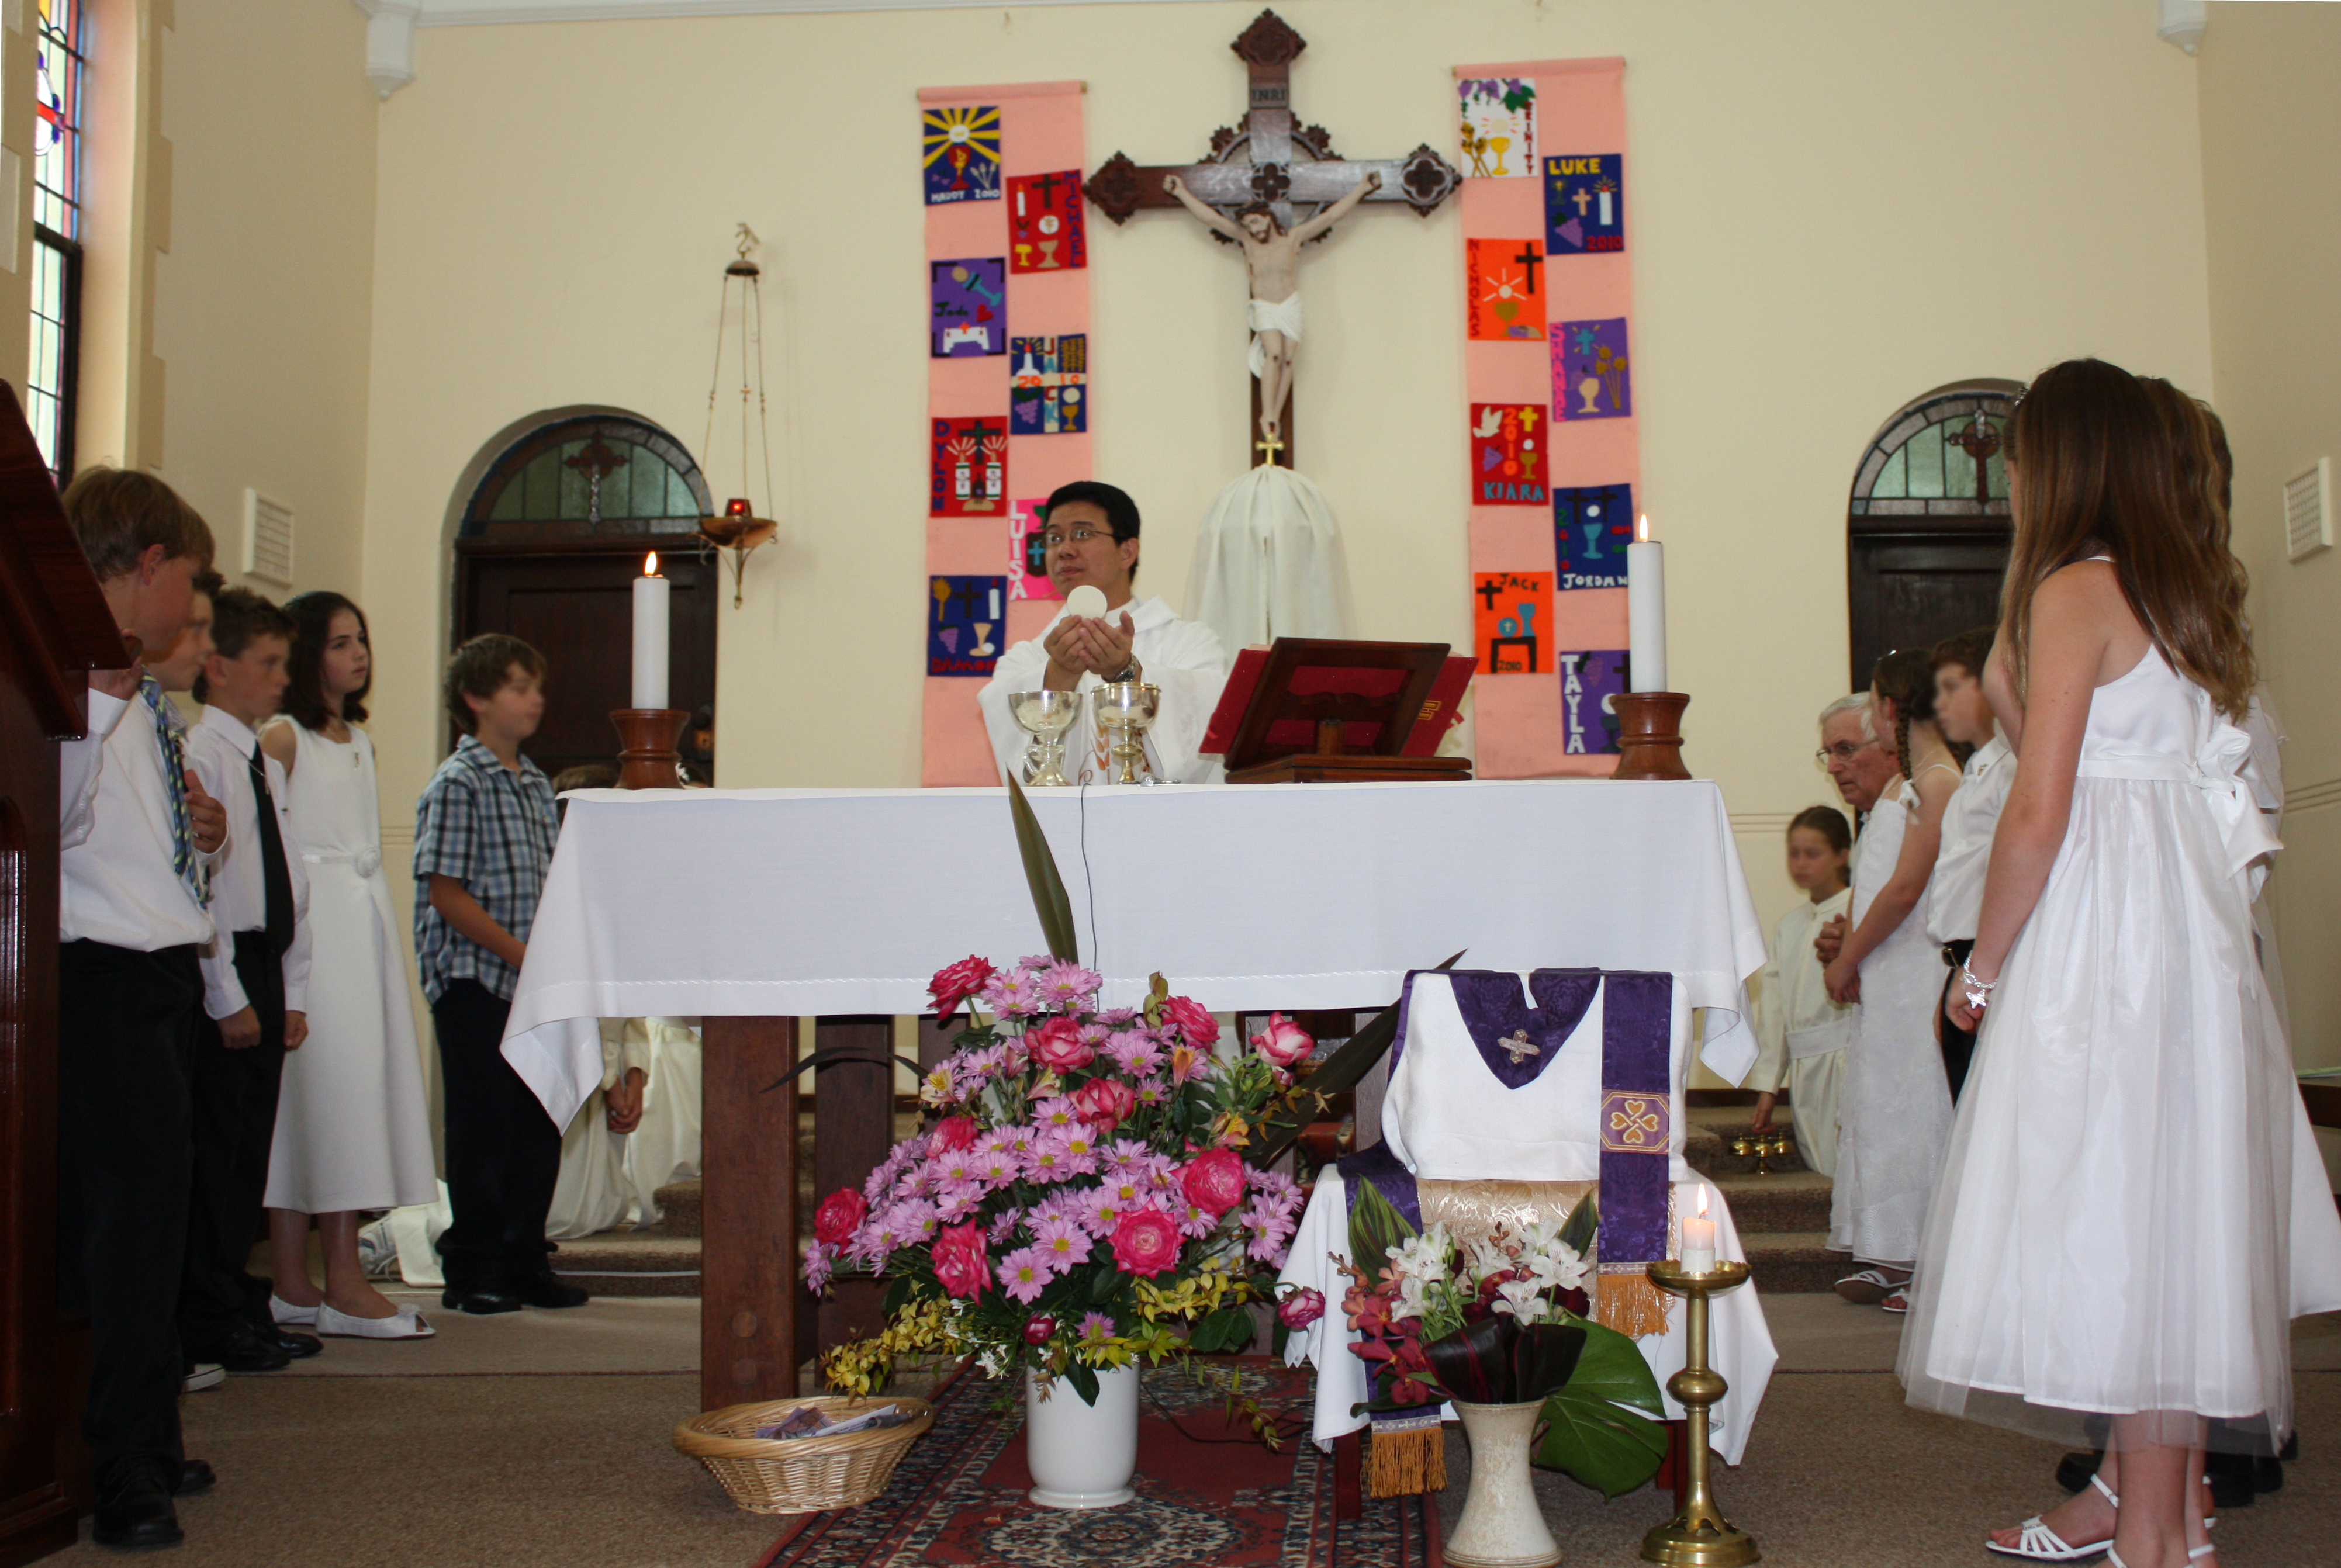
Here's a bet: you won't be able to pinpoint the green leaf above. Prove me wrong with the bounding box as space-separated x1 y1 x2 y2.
1250 951 1467 1167
1533 1381 1670 1499
1005 774 1080 963
1565 1318 1667 1417
882 1275 911 1316
1064 1362 1102 1407
1558 1188 1600 1259
1190 1306 1253 1355
1346 1175 1419 1288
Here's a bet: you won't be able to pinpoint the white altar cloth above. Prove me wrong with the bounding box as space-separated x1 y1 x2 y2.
500 780 1766 1131
1278 1175 1776 1465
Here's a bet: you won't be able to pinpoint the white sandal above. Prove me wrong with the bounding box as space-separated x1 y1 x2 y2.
1833 1267 1908 1304
271 1295 320 1327
316 1303 435 1340
1985 1473 2120 1562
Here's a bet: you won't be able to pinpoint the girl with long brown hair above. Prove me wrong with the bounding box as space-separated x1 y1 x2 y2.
1897 361 2341 1568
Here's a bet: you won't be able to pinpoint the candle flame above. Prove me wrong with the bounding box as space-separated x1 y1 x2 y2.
1697 1188 1710 1220
1635 513 1651 544
644 552 659 576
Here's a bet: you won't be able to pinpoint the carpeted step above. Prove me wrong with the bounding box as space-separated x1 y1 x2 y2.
1708 1169 1833 1234
547 1230 700 1297
1735 1230 1853 1293
653 1178 702 1238
1682 1106 1810 1176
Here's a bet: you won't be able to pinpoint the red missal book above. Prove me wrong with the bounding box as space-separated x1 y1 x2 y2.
1203 648 1473 757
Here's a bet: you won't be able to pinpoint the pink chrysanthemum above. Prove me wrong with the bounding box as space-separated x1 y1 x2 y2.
1104 1030 1164 1078
1033 961 1104 1010
1130 1077 1169 1108
932 1182 985 1223
999 1245 1051 1304
1239 1195 1299 1264
1033 1213 1089 1271
1030 1096 1081 1130
1078 1311 1116 1345
802 1240 838 1293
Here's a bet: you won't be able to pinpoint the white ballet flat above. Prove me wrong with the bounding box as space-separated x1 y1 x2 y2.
316 1303 435 1340
1985 1474 2121 1562
271 1296 320 1326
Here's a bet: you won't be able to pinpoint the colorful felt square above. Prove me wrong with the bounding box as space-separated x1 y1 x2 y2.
1008 496 1059 600
1008 170 1087 272
1470 403 1550 506
1473 570 1554 675
1559 649 1628 754
1466 238 1547 342
931 417 1010 517
1544 154 1624 255
1009 335 1088 434
1554 319 1631 420
1554 484 1634 589
1458 78 1537 179
931 259 1008 357
929 575 1008 676
923 106 1002 205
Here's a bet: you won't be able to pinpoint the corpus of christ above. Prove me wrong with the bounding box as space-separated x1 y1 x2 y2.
4 4 2339 1567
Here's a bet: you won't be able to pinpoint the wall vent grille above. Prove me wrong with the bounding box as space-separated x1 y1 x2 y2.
2284 459 2330 563
243 489 293 586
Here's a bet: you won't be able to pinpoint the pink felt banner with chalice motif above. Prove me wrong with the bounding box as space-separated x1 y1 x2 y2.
1454 58 1635 777
921 82 1091 785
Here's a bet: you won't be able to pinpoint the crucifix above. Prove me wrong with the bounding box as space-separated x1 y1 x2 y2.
565 432 630 531
1083 9 1460 469
1946 407 2004 506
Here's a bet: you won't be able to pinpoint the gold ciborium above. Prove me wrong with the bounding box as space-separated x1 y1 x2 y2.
1641 1259 1758 1567
1008 690 1083 786
1090 681 1160 785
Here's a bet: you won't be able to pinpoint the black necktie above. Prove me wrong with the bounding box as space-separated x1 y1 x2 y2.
250 742 295 958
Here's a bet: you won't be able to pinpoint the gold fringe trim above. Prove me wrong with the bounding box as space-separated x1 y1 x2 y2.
1367 1422 1448 1497
1597 1268 1671 1339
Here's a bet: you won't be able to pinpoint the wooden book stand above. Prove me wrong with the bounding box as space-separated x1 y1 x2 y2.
1211 638 1474 784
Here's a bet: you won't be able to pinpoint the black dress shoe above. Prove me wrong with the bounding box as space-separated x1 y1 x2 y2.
268 1328 323 1358
171 1460 215 1497
195 1325 291 1373
441 1282 523 1315
512 1271 590 1310
91 1474 181 1550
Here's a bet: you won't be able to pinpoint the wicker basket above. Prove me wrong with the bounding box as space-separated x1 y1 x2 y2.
673 1394 935 1515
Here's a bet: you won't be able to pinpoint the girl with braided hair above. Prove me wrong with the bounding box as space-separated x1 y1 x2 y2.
1821 648 1960 1313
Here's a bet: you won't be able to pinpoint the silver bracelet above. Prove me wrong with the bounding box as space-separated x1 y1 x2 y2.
1959 960 1998 1011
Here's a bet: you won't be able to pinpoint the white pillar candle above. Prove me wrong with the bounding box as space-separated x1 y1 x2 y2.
1680 1188 1716 1273
632 552 670 709
1626 514 1668 693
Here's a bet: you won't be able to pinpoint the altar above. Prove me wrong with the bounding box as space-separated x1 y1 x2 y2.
497 777 1769 1411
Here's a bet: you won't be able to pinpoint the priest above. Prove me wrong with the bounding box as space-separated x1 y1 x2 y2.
977 482 1228 784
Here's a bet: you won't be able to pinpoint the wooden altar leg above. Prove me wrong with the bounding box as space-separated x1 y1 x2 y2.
1334 1428 1363 1519
700 1016 806 1411
814 1016 895 1354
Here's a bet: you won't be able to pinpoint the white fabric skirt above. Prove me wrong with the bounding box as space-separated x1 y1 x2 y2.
1828 920 1952 1266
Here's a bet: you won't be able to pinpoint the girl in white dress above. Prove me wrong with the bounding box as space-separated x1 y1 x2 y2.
1748 805 1855 1177
1824 649 1959 1310
1900 362 2341 1568
260 594 440 1339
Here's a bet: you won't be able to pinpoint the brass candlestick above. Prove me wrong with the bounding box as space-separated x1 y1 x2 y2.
611 708 689 790
1611 692 1692 781
1728 1131 1792 1176
1641 1259 1758 1567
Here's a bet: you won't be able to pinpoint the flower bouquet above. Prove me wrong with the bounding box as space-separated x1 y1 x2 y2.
808 953 1320 1413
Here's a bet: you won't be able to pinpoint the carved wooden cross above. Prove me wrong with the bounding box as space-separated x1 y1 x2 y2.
564 433 630 531
1083 8 1460 466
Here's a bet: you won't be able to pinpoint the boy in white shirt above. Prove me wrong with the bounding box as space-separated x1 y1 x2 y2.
1924 626 2012 1101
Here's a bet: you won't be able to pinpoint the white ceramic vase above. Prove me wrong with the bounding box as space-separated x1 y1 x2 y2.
1446 1399 1562 1568
1023 1365 1139 1509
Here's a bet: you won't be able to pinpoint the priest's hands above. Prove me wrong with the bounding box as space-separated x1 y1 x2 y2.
1042 611 1142 690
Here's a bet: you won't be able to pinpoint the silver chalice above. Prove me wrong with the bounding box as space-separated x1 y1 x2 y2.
1008 690 1083 786
1090 681 1161 785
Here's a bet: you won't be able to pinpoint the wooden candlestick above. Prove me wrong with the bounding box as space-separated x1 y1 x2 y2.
1611 692 1692 781
611 708 689 790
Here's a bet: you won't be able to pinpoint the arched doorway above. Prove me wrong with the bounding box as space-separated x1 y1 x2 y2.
1846 379 2021 690
452 410 721 780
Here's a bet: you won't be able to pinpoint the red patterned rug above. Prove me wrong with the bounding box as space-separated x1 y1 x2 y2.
755 1360 1440 1568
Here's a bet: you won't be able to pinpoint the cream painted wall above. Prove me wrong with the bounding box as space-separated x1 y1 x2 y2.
147 0 377 597
358 0 2212 940
2199 3 2341 1075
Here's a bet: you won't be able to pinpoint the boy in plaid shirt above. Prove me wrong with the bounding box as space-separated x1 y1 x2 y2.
412 634 584 1314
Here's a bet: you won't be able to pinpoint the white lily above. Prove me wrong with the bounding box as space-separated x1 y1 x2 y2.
1491 1276 1546 1320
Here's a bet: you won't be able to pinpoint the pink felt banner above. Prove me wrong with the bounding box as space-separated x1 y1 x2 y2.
1455 57 1636 778
922 84 1090 787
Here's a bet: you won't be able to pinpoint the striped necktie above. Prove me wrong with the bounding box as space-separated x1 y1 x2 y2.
139 672 208 906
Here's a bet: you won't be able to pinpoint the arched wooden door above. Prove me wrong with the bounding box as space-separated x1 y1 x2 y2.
1846 380 2021 689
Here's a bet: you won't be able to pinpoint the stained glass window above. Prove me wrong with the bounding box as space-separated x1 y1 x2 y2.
29 0 88 483
1848 383 2021 517
459 415 713 541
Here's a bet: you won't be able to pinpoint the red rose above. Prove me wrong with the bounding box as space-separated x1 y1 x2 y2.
929 955 997 1022
1247 1010 1315 1068
1278 1287 1326 1330
1109 1207 1182 1278
932 1221 991 1299
1159 995 1220 1047
1071 1077 1136 1135
931 1114 978 1154
1178 1148 1249 1217
1025 1016 1094 1072
1023 1314 1056 1346
814 1188 867 1247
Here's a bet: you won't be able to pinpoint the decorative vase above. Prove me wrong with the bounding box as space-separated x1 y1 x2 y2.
1447 1399 1562 1568
1023 1365 1139 1510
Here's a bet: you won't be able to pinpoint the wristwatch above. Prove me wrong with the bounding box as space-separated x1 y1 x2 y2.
1109 662 1140 684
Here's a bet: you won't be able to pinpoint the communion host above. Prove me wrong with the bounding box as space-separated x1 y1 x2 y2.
977 481 1228 785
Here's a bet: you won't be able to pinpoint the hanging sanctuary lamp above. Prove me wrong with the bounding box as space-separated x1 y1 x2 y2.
696 222 780 607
